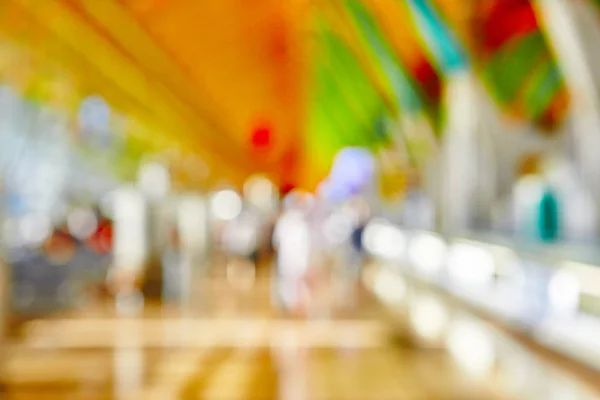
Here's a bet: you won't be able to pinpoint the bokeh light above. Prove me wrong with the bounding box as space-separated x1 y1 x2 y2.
210 189 243 221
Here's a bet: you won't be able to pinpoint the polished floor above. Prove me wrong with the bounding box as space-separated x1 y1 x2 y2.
1 262 599 400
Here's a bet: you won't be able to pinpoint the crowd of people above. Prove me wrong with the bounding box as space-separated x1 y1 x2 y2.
217 189 373 317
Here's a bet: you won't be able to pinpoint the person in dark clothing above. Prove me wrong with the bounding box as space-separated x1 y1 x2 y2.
346 198 370 278
513 153 561 242
351 222 365 254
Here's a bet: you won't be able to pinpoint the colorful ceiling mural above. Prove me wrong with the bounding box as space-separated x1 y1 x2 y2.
0 0 574 191
429 0 570 130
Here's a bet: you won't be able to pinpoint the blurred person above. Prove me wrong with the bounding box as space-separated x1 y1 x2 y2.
163 225 189 300
262 212 278 261
221 206 261 289
272 199 312 315
305 197 329 268
253 207 279 271
348 197 370 275
513 153 560 242
337 197 371 313
305 198 340 317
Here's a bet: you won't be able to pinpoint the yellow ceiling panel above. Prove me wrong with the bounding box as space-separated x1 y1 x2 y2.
0 0 312 188
0 0 250 187
126 0 309 167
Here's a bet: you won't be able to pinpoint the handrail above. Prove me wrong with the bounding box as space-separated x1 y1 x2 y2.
363 221 600 372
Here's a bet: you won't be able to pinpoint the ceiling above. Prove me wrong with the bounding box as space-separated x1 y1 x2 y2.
0 0 574 191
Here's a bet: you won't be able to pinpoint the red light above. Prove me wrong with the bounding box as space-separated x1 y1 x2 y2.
86 221 113 254
250 122 272 150
280 182 295 195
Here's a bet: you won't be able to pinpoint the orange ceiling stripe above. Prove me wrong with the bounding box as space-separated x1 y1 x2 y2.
118 0 174 17
77 0 235 138
2 0 249 186
125 0 307 166
13 0 255 181
0 4 148 115
57 0 254 166
3 0 312 187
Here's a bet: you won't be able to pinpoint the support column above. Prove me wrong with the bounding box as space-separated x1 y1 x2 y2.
111 186 147 312
536 0 600 220
439 71 479 234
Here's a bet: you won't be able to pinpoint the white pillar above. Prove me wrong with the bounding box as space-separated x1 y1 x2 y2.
110 186 147 313
112 186 147 275
471 81 499 229
536 0 600 205
440 71 479 233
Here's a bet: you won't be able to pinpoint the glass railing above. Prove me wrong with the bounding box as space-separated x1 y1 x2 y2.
364 220 600 372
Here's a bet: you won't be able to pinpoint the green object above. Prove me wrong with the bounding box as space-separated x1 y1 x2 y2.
537 188 559 242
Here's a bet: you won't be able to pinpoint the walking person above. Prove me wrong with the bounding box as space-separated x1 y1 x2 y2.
272 206 312 316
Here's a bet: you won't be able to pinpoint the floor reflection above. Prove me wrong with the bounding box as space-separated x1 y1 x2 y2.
1 268 599 399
